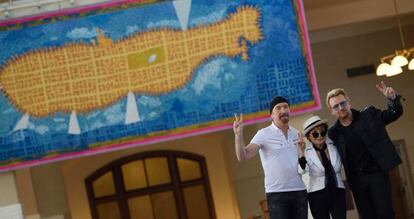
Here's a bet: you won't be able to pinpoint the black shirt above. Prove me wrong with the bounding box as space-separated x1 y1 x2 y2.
339 113 380 174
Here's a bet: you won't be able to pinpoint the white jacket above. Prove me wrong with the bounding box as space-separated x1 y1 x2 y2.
298 139 345 193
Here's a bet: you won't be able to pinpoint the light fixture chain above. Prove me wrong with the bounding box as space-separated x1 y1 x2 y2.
393 0 406 49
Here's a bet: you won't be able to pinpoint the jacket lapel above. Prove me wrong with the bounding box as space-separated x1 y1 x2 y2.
327 144 339 169
332 121 346 161
308 146 324 171
331 118 351 181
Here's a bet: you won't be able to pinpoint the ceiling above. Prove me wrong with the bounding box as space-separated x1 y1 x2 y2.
303 0 365 10
0 0 369 10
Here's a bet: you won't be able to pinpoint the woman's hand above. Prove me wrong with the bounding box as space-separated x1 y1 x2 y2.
297 132 306 157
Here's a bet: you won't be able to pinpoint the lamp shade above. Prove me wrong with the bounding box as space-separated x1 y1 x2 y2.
386 65 403 77
409 58 414 70
391 55 408 67
376 63 392 76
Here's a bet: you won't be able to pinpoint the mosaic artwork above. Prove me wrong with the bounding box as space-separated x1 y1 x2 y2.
0 0 319 171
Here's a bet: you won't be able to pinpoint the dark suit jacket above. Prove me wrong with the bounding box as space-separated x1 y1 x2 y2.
328 96 403 185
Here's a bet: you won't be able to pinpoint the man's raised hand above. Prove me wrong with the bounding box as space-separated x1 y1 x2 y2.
376 81 396 100
233 113 244 136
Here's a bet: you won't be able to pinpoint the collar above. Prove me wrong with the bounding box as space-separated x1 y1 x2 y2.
271 122 291 133
313 143 327 152
351 109 360 120
333 108 360 129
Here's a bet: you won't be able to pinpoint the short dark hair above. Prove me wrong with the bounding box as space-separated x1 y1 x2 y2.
269 96 289 114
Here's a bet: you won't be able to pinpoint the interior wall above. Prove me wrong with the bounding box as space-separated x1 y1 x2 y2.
222 121 267 219
31 164 70 218
0 172 19 205
60 132 240 219
224 22 414 218
15 169 39 217
310 23 414 176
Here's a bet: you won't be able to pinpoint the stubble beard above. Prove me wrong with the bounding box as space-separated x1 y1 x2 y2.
339 110 352 121
279 115 289 124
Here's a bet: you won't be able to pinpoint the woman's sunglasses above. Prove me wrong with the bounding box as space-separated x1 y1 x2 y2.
310 130 327 138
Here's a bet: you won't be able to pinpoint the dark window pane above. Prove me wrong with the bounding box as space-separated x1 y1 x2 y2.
122 160 148 190
177 158 201 181
145 157 171 186
128 195 154 219
97 201 121 219
152 191 178 219
93 171 115 198
183 185 210 219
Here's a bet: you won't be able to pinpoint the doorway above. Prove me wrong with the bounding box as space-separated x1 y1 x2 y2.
391 140 414 219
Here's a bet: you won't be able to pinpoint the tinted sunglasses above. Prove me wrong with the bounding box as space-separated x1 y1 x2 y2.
310 130 327 138
331 100 348 112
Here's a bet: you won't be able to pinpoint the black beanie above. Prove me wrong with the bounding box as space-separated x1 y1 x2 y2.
269 96 289 114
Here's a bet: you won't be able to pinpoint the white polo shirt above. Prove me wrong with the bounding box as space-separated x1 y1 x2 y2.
251 123 306 193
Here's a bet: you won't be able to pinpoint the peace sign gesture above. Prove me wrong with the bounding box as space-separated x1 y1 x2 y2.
376 81 396 100
297 132 306 157
233 113 244 136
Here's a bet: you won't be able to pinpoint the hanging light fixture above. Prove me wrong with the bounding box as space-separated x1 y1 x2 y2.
376 0 414 77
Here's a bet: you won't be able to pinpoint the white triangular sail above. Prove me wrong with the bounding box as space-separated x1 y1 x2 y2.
13 113 30 131
69 111 81 134
125 91 140 124
173 0 192 31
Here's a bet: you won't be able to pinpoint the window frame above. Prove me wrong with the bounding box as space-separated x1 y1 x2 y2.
85 150 216 219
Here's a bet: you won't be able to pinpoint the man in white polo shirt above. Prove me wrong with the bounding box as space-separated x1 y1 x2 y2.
233 96 307 219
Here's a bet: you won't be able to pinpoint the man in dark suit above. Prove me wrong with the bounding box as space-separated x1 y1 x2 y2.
326 81 403 219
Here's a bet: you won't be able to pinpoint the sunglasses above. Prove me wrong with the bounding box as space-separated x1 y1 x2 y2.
331 100 348 112
310 130 327 138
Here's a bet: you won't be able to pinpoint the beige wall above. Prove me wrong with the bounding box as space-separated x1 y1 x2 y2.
0 172 19 205
60 132 240 219
310 23 414 175
15 169 38 216
225 22 414 218
31 164 69 218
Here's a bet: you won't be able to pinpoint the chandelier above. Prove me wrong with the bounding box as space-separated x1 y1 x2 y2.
376 0 414 77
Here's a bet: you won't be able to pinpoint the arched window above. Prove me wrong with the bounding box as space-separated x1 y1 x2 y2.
85 150 216 219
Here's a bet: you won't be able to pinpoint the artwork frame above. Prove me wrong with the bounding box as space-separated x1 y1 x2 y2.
0 0 320 171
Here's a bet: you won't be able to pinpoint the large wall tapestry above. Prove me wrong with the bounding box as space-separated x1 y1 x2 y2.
0 0 320 171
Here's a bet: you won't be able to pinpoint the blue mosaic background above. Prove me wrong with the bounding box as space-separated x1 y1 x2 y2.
0 0 316 165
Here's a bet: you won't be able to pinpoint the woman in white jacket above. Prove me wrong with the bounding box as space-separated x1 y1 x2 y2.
298 116 346 219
